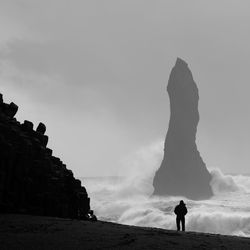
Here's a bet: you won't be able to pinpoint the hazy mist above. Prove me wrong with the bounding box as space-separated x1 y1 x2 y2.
1 0 250 176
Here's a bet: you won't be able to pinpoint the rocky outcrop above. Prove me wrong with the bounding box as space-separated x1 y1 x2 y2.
0 93 91 218
153 58 213 200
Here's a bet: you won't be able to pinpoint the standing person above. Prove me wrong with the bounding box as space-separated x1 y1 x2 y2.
174 200 188 231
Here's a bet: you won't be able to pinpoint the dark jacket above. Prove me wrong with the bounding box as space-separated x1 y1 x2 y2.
174 204 187 218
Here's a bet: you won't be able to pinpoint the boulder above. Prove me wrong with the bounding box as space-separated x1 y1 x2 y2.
21 120 34 132
36 122 46 134
2 102 18 118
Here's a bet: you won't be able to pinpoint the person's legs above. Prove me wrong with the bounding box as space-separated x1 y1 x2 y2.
176 217 180 231
181 217 185 231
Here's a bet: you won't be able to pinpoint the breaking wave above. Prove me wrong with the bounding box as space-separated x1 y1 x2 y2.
81 142 250 237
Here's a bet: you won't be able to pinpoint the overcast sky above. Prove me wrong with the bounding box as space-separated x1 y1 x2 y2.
1 0 250 176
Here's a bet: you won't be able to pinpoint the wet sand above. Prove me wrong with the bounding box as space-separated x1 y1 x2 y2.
1 214 250 249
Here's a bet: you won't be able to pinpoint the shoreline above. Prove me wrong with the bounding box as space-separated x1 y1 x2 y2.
1 214 250 249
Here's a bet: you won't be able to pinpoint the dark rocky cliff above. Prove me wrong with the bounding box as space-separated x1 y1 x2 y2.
0 93 91 218
153 58 213 200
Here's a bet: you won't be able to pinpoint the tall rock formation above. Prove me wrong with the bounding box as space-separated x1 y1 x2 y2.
0 93 92 218
153 58 213 200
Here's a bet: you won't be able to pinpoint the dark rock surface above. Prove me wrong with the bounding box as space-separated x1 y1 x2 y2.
153 58 213 200
2 214 250 250
0 93 91 218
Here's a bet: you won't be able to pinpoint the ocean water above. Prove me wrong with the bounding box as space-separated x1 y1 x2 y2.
81 170 250 237
79 141 250 237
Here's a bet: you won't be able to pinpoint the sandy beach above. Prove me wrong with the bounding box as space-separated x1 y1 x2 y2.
1 214 250 250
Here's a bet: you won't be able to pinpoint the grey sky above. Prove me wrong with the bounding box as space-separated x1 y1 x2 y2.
1 0 250 176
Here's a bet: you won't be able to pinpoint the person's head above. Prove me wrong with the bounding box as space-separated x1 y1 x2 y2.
179 200 185 205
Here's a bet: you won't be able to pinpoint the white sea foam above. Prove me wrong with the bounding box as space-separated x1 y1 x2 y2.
81 141 250 237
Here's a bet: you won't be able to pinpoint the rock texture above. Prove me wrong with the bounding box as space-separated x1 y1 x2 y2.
0 93 91 218
153 58 213 200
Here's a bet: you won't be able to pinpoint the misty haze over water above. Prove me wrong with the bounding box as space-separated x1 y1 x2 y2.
80 141 250 237
82 171 250 237
1 0 250 239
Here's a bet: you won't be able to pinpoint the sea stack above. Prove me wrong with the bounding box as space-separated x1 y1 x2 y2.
153 58 213 200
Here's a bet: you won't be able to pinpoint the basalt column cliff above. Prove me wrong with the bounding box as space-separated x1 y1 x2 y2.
0 93 92 218
153 58 213 200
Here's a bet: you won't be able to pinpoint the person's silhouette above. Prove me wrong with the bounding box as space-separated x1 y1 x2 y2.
174 200 187 231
